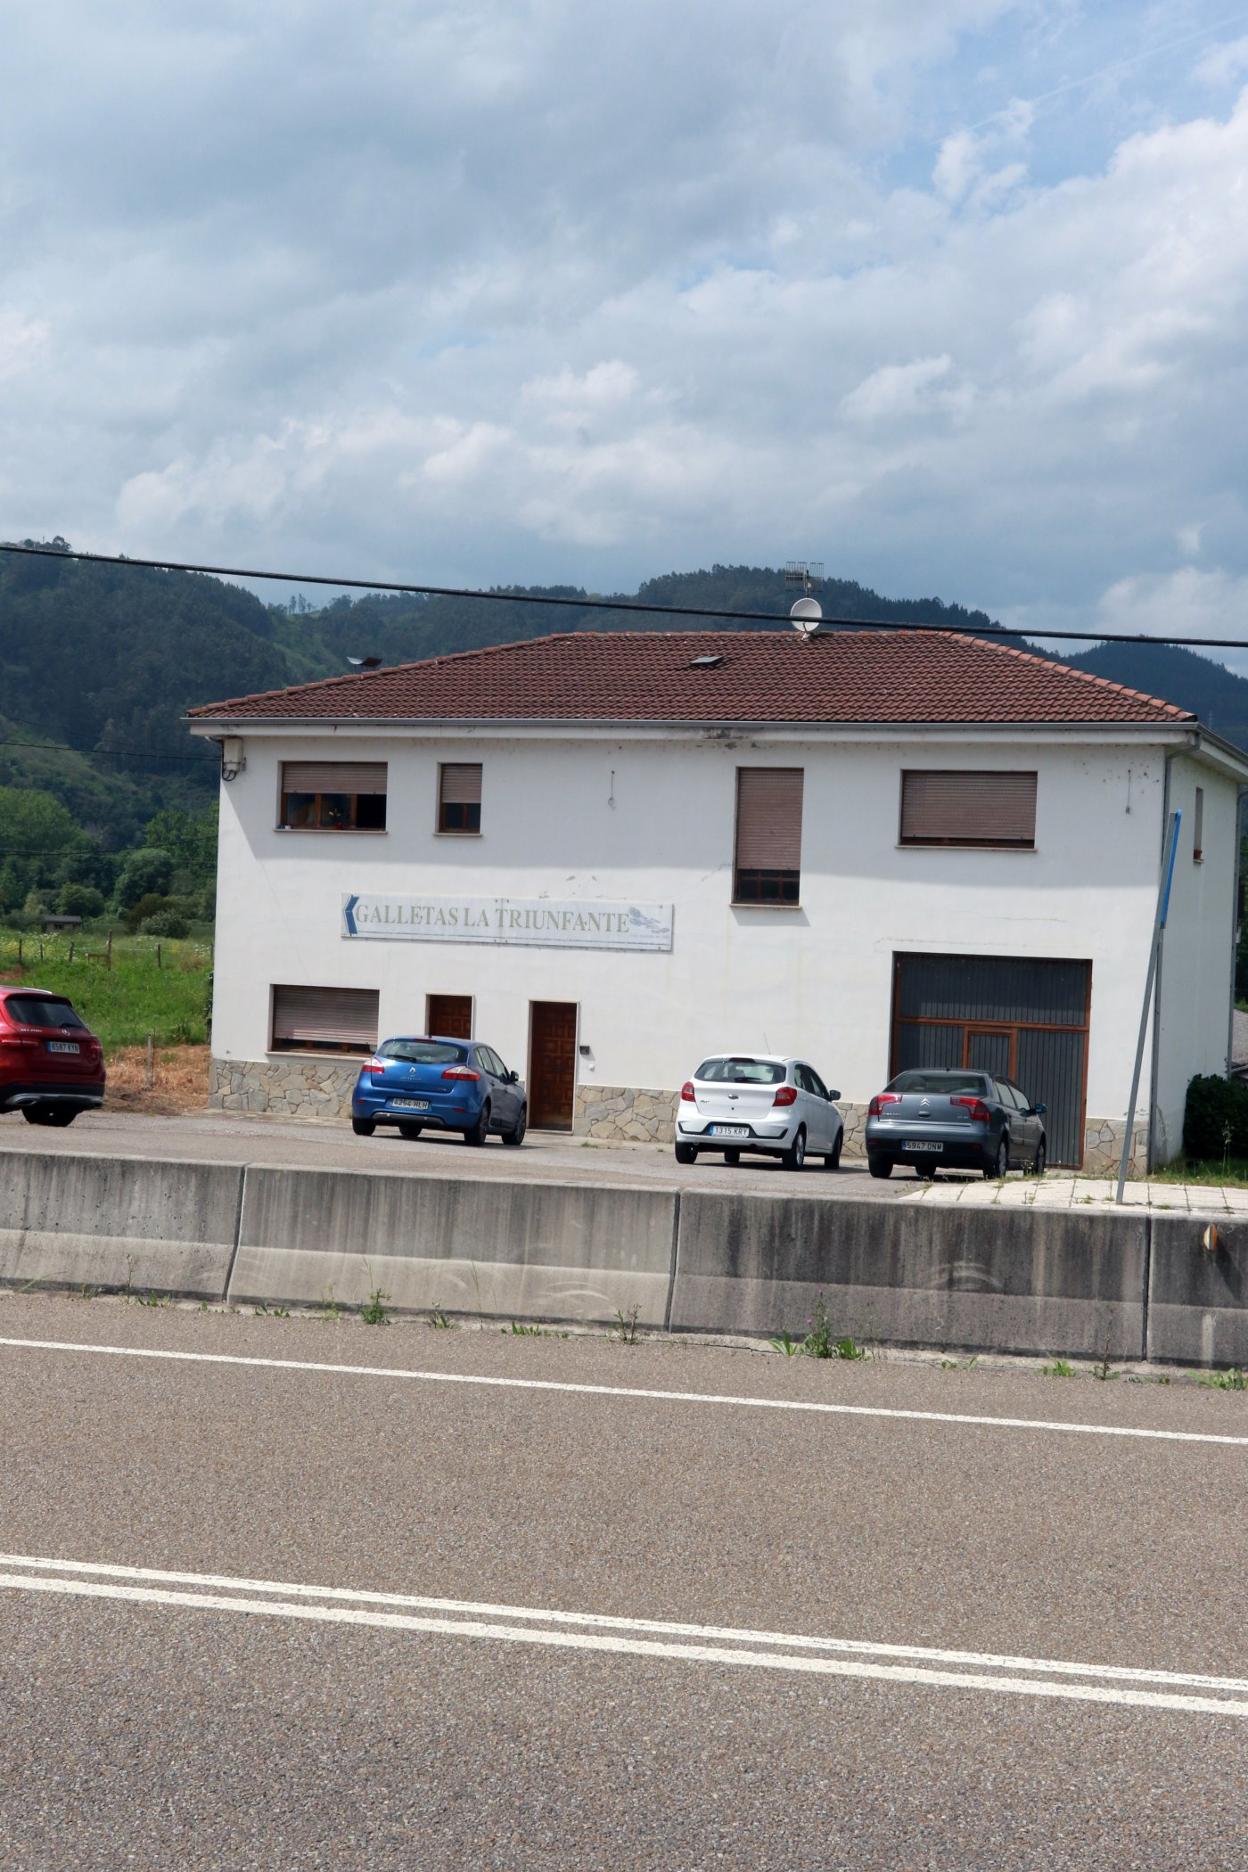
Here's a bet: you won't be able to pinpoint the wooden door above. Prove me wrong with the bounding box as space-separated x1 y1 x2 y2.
528 1001 578 1131
426 994 473 1040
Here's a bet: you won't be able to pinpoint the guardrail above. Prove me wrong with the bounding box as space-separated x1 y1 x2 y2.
0 1151 1244 1365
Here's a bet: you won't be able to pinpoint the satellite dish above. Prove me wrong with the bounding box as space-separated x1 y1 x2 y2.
347 655 383 669
790 597 822 637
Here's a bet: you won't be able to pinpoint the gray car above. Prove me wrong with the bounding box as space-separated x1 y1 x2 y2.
865 1069 1046 1180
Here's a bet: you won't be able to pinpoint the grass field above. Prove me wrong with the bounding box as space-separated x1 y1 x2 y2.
0 927 212 1050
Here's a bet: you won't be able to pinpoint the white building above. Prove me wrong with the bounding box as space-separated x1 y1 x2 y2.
187 627 1248 1170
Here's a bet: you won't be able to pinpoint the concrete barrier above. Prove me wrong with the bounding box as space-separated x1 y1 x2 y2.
229 1165 678 1326
670 1191 1149 1359
1147 1216 1248 1367
0 1151 242 1299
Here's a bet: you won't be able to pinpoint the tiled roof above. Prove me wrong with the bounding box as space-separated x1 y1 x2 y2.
186 629 1196 727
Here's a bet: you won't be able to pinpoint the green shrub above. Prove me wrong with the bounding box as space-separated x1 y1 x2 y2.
139 908 190 938
122 892 171 933
1183 1074 1248 1159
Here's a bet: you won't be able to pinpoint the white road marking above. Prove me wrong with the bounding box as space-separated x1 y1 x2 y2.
3 1551 1245 1695
0 1333 1244 1447
0 1561 1244 1718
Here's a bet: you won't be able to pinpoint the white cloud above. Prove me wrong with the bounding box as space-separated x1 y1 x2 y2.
2 4 1248 633
1098 568 1248 645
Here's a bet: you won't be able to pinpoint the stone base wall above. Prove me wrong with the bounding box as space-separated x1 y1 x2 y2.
574 1084 678 1142
1082 1117 1149 1178
211 1056 358 1119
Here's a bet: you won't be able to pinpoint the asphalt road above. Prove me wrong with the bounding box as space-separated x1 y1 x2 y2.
3 1292 1247 1869
0 1106 924 1199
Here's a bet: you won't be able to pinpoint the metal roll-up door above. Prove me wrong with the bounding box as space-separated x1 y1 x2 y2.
271 985 379 1051
439 763 482 805
891 953 1090 1166
900 771 1036 846
281 762 387 795
735 769 803 869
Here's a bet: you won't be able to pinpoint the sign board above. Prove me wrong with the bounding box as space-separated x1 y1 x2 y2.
343 892 673 953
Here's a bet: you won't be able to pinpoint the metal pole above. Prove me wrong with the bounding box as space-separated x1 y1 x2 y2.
1117 810 1182 1202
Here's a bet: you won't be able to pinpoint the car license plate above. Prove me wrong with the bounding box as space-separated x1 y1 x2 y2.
904 1140 942 1152
710 1124 749 1138
48 1041 80 1054
390 1098 429 1111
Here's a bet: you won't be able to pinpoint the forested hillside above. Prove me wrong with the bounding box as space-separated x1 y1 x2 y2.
2 537 1244 925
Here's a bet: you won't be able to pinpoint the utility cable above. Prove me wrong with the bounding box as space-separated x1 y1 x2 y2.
2 539 1243 653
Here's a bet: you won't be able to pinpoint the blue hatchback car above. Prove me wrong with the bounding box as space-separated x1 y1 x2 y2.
351 1035 527 1146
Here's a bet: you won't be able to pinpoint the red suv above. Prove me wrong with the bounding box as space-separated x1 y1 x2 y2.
0 986 105 1125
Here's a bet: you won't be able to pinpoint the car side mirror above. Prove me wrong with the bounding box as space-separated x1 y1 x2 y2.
507 1069 519 1084
1034 1101 1047 1117
828 1089 841 1102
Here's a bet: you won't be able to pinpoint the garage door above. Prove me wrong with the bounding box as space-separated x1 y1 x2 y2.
891 954 1091 1167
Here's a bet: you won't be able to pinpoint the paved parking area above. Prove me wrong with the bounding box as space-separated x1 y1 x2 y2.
0 1105 1238 1213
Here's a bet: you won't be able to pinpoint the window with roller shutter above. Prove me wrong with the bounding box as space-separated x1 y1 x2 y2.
279 762 387 831
733 768 803 904
270 985 379 1054
900 771 1036 848
438 762 482 833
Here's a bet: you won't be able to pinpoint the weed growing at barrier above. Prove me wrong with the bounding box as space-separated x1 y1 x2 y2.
613 1305 641 1345
770 1330 801 1357
1092 1335 1117 1381
134 1291 166 1308
504 1322 569 1339
360 1288 391 1326
802 1298 834 1358
939 1355 979 1371
832 1336 867 1361
252 1300 290 1318
1043 1359 1076 1378
317 1287 343 1322
1199 1366 1248 1390
427 1308 455 1329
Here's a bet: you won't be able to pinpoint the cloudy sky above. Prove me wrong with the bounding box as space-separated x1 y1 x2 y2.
3 1 1248 642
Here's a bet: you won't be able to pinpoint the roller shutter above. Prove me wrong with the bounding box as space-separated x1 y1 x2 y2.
271 985 379 1052
281 762 387 796
734 769 804 870
900 771 1036 847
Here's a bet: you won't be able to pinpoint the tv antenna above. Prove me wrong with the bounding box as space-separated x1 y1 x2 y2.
784 560 823 598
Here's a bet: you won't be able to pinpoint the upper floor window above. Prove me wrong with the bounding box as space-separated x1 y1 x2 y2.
900 770 1036 849
280 761 387 831
270 984 379 1055
438 762 482 834
1194 786 1204 863
734 768 803 904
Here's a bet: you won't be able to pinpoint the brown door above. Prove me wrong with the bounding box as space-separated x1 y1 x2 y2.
528 1001 578 1131
426 994 473 1040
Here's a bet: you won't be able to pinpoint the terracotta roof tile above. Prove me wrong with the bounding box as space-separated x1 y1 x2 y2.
186 629 1196 727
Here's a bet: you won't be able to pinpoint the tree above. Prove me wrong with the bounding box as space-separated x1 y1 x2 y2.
113 847 174 910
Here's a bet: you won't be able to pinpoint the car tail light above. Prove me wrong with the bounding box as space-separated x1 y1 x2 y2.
364 1058 388 1076
0 1031 39 1052
680 1080 696 1101
772 1085 798 1107
868 1093 899 1117
442 1066 480 1081
953 1096 992 1123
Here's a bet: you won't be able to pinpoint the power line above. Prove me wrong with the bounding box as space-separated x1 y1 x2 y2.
0 736 210 766
2 539 1244 653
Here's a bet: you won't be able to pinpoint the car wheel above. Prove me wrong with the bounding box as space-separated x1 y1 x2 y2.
23 1106 75 1127
1032 1140 1046 1177
781 1126 806 1172
916 1163 938 1180
824 1127 843 1170
501 1105 527 1146
674 1141 697 1165
398 1122 423 1141
868 1155 893 1179
724 1148 741 1166
464 1103 490 1146
985 1136 1009 1180
351 1116 376 1137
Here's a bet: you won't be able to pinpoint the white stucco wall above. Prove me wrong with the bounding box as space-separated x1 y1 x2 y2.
201 724 1241 1156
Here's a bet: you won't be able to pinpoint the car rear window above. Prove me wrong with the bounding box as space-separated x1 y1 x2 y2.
695 1057 786 1085
377 1039 465 1064
3 995 85 1030
889 1071 989 1096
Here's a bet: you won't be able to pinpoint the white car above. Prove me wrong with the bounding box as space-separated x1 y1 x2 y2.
674 1053 844 1171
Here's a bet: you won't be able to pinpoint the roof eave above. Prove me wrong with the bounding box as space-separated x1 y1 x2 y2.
185 712 1206 740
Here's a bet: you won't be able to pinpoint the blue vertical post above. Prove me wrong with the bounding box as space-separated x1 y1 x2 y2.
1116 810 1182 1203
